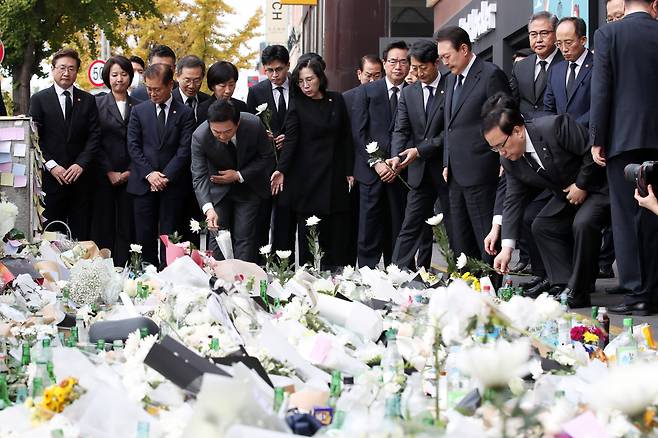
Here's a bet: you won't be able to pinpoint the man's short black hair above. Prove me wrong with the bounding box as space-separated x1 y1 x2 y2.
434 26 472 52
261 45 290 66
557 16 587 38
382 41 409 61
129 55 145 69
358 54 383 71
176 55 206 76
298 52 326 71
409 40 439 64
207 61 239 89
207 99 240 125
143 63 174 85
102 55 134 89
529 11 559 29
51 48 81 70
481 92 525 136
148 44 176 63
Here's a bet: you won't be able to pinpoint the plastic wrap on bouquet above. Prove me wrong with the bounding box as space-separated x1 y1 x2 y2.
215 229 234 260
299 333 369 376
184 364 290 436
157 255 210 289
159 235 204 267
213 259 266 285
315 294 383 342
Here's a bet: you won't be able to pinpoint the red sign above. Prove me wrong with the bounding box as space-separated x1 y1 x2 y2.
87 59 106 87
0 41 5 65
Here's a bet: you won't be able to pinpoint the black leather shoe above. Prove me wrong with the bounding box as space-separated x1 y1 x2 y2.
609 302 650 316
509 260 528 273
546 284 566 297
564 288 591 309
598 266 615 279
520 276 544 290
606 285 630 295
524 278 550 298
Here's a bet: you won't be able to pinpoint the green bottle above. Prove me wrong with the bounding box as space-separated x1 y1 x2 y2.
70 326 79 345
329 370 342 406
113 340 124 351
260 279 270 312
591 306 599 320
0 374 11 409
32 377 44 398
273 387 285 413
47 362 56 386
96 339 106 353
210 338 220 351
139 328 149 339
21 343 31 369
51 430 64 438
617 317 638 366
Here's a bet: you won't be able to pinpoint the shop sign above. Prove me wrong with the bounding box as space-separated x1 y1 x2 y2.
458 1 497 42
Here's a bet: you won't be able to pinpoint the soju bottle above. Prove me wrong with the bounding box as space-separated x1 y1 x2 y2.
35 338 52 387
0 374 11 409
69 326 79 346
113 340 124 351
210 338 220 352
96 339 106 353
616 318 638 366
32 377 44 398
0 341 8 373
21 343 31 371
47 362 56 386
329 370 342 408
51 430 64 438
139 328 149 339
382 329 404 384
136 421 150 438
273 387 285 413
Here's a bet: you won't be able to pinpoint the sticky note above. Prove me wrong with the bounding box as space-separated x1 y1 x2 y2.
0 163 11 173
0 153 10 163
13 175 27 188
11 163 25 176
13 143 26 157
0 173 14 186
0 127 24 141
0 141 10 153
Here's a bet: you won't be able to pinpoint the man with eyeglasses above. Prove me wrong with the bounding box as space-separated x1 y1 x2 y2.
351 41 412 268
484 93 609 308
29 48 100 240
174 55 211 127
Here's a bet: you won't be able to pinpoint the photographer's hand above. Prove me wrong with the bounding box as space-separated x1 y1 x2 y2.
635 184 658 215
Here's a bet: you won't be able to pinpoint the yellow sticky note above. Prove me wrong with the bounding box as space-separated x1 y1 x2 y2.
0 173 13 186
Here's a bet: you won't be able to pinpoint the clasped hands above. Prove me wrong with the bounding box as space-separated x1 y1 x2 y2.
50 164 84 185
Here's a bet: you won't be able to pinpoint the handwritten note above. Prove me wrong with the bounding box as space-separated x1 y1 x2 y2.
12 143 26 158
0 173 14 186
0 153 11 164
12 163 26 176
0 141 10 154
0 163 11 173
0 127 24 141
13 175 27 188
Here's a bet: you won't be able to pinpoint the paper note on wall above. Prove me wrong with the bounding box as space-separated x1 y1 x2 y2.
12 163 26 176
0 128 24 141
13 143 26 158
0 173 14 186
13 175 27 188
0 153 11 163
0 163 11 173
0 141 10 153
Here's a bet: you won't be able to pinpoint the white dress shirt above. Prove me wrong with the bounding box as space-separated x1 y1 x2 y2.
534 48 559 80
201 135 244 215
501 128 545 249
564 49 589 89
115 100 127 120
423 73 442 110
145 95 174 181
271 78 290 110
385 77 403 100
180 88 199 118
45 84 75 171
456 53 477 89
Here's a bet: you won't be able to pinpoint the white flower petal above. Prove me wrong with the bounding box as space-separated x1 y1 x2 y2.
305 215 321 227
456 252 467 270
425 213 444 226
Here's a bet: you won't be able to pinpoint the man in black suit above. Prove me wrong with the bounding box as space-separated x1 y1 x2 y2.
590 0 658 315
386 40 448 270
131 45 177 102
485 94 609 308
173 55 211 127
437 26 512 263
247 45 294 254
126 64 196 266
352 43 409 268
29 48 100 239
191 100 275 262
343 54 385 116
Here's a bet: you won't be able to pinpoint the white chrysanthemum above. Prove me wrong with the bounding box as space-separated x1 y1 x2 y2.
425 213 443 226
312 278 335 294
276 250 292 259
255 103 268 115
189 219 201 233
0 201 18 238
259 244 272 255
587 362 658 417
306 215 321 227
365 141 379 154
428 280 489 344
456 338 531 389
456 252 467 270
130 244 142 254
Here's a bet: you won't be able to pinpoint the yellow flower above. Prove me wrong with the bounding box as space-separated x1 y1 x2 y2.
583 331 599 344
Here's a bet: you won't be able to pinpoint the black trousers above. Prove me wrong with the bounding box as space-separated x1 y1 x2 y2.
132 189 185 267
393 170 449 270
521 190 550 278
532 192 610 296
608 150 658 305
271 197 297 253
598 226 615 268
90 177 134 267
448 179 497 264
210 194 261 263
43 172 93 240
358 178 407 268
296 211 352 270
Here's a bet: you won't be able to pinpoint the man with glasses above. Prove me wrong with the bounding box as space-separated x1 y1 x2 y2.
174 55 210 127
484 93 609 308
29 48 100 240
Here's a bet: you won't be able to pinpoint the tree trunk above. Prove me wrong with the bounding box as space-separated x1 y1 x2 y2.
13 37 35 116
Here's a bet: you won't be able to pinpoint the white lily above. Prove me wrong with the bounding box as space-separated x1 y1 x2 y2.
255 103 268 115
306 215 321 227
259 244 272 255
456 252 467 270
365 141 379 154
130 244 142 254
276 250 292 259
425 213 444 226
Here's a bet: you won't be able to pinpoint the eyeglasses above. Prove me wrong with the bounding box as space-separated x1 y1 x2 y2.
55 66 77 74
265 66 287 74
297 76 317 86
529 30 554 39
490 135 510 153
555 40 576 48
180 78 203 86
386 58 409 66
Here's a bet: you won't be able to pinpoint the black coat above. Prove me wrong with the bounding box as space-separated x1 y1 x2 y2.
94 93 141 173
246 78 292 136
277 90 354 215
590 11 658 157
510 51 563 120
196 96 248 124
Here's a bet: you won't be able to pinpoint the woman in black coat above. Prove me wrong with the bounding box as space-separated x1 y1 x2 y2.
271 58 354 269
90 56 140 266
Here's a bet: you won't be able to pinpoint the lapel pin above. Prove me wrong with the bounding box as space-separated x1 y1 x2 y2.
585 64 589 68
441 90 444 94
173 110 177 114
76 98 81 102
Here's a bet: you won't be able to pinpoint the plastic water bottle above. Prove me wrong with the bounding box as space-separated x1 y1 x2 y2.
382 329 404 384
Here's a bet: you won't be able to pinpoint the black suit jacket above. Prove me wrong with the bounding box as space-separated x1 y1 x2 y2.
246 79 292 135
126 97 196 196
196 96 248 125
544 50 593 128
95 93 141 173
391 77 446 189
443 56 512 187
29 85 101 190
191 112 274 207
510 50 564 120
501 115 602 241
0 82 6 116
590 12 658 157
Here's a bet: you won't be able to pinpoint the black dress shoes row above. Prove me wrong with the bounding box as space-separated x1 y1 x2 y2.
561 288 591 309
608 302 650 316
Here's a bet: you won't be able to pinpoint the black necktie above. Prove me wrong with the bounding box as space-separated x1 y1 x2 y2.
276 86 286 123
157 103 166 139
534 60 548 101
389 86 399 118
523 152 546 178
187 97 197 120
425 85 435 119
566 62 578 98
451 74 463 117
63 90 72 124
226 140 238 169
